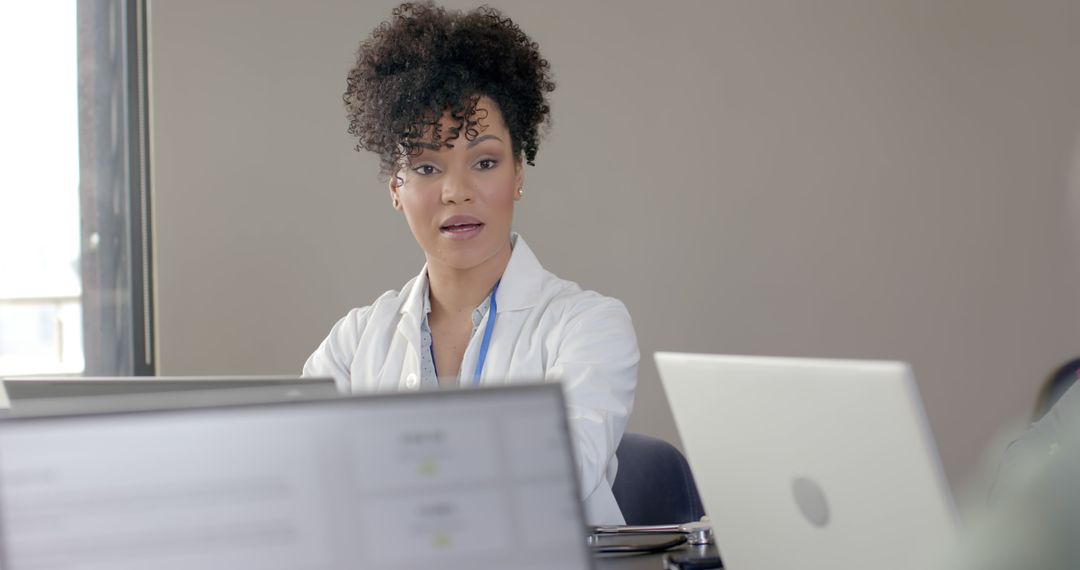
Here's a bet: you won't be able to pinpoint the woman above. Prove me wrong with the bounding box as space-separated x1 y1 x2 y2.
303 2 639 525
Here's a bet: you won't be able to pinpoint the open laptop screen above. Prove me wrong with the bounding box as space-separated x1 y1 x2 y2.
0 384 592 570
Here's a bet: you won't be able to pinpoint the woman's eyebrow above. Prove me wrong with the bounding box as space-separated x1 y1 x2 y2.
467 134 502 148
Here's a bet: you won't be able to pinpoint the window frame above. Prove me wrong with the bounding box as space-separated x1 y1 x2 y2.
76 0 155 377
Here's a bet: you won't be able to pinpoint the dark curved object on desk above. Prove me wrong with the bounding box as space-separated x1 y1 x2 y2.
612 432 707 525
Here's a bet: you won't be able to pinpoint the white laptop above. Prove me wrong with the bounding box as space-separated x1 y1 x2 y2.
0 376 341 414
0 383 593 570
655 352 957 570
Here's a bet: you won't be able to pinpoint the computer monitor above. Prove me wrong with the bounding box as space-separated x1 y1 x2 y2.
0 383 592 570
656 352 956 570
0 376 341 414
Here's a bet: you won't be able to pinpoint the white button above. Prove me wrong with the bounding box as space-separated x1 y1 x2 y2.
405 373 419 389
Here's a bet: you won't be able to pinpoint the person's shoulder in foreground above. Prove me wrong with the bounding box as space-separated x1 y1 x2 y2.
949 381 1080 570
989 377 1080 501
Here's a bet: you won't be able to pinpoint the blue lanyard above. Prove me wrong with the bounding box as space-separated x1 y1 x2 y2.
429 281 500 386
472 280 499 385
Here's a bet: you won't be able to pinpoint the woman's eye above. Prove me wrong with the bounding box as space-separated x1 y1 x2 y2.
476 159 497 170
413 165 437 176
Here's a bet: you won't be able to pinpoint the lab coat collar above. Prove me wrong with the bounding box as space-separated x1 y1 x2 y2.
398 232 542 319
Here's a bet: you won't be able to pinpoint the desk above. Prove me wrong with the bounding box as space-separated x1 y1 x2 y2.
595 543 721 569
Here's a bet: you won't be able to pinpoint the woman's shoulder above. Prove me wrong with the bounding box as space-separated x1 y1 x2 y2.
333 275 422 329
529 270 639 363
534 270 633 327
511 235 631 317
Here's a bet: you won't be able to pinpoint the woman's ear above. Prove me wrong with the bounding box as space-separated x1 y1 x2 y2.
513 156 525 201
389 175 403 211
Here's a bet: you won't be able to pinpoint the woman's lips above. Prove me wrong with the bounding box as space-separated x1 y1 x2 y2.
440 222 485 240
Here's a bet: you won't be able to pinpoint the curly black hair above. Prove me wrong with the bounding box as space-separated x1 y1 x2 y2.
344 2 555 180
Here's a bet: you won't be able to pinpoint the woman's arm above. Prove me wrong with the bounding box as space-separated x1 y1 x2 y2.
546 295 640 501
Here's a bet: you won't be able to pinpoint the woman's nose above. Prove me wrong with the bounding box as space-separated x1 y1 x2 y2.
441 170 474 204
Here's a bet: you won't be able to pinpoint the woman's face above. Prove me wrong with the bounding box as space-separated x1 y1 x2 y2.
390 96 524 273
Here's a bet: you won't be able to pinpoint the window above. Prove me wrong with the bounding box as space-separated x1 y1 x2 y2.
0 0 154 378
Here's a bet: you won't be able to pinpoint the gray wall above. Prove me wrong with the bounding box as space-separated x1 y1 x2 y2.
148 0 1080 488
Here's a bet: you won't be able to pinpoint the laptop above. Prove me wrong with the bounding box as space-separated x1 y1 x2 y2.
0 383 593 570
655 352 957 570
0 376 341 414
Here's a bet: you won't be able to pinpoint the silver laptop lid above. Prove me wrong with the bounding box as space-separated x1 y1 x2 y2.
0 383 593 570
656 352 956 570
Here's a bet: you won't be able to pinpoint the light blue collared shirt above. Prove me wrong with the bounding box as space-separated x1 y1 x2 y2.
418 282 492 389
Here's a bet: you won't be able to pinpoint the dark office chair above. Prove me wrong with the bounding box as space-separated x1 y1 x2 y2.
612 432 707 525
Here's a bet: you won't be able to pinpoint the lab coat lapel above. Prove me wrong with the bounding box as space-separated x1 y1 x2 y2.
497 233 542 313
394 265 428 384
392 236 540 388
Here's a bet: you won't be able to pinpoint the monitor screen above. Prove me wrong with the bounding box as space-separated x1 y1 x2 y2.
0 384 591 570
0 376 341 411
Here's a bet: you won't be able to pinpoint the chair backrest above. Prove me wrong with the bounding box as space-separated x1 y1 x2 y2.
612 432 707 525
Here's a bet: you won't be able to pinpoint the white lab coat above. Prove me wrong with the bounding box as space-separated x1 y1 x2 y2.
303 234 639 524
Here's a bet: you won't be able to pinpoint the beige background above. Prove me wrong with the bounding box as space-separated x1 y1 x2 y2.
148 0 1080 490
